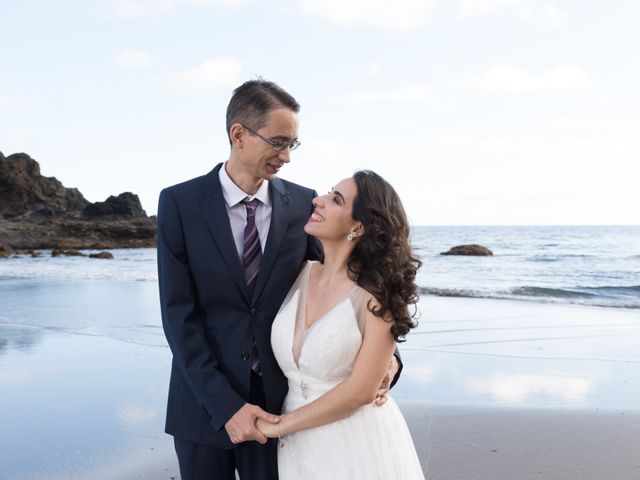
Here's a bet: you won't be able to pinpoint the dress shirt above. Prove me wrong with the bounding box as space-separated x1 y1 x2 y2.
219 162 272 259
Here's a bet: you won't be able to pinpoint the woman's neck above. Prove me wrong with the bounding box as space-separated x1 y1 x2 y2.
317 240 353 281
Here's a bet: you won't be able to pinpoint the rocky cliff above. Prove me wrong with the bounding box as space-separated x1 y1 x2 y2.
0 151 156 251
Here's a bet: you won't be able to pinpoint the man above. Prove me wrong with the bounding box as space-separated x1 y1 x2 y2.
157 79 400 480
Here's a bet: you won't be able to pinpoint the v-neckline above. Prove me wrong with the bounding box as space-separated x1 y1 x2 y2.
302 261 359 332
291 261 360 370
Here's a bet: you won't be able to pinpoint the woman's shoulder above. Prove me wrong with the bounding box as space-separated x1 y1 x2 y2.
302 259 318 274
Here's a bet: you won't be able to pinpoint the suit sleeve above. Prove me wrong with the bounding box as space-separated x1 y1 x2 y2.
390 348 403 389
157 188 246 431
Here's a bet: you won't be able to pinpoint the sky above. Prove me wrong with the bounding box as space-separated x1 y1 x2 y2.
1 0 639 225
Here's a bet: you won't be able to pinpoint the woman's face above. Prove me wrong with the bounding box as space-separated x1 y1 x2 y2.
304 177 360 241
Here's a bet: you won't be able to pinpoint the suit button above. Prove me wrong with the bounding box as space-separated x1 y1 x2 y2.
250 308 257 316
240 352 250 361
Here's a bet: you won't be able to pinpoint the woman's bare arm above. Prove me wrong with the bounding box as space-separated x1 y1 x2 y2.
257 296 396 438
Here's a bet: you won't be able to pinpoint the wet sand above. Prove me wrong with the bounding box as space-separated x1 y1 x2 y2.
1 279 639 479
403 403 640 480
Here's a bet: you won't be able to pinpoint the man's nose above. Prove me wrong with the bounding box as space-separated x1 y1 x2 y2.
278 147 291 163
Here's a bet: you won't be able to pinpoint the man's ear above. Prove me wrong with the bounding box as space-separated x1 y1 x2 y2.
229 123 245 149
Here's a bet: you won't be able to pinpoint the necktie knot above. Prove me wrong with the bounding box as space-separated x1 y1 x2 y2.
242 198 260 218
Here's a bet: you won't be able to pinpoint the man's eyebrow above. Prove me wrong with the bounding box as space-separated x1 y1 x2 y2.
271 135 295 141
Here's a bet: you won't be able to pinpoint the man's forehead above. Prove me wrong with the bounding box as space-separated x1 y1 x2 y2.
263 109 298 135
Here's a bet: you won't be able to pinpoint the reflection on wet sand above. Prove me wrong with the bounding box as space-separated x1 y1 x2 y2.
0 325 44 355
1 281 639 479
395 295 640 408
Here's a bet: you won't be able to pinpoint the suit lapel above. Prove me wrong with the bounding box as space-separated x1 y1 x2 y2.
197 164 249 303
253 178 291 304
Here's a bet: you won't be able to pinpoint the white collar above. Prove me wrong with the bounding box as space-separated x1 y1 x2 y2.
219 162 271 208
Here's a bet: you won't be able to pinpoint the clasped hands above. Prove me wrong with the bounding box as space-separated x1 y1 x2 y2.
225 358 398 443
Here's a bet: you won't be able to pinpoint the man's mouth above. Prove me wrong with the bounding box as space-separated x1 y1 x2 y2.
267 161 283 172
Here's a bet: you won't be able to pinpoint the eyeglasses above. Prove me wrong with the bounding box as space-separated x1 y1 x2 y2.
242 124 301 151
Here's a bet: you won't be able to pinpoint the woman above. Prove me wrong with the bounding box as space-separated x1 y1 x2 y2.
257 170 425 479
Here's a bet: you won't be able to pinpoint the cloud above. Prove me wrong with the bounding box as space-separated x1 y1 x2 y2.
518 4 563 25
347 84 433 103
162 57 243 90
0 95 27 108
464 65 593 95
295 0 438 31
458 0 526 15
112 0 249 17
457 0 563 25
112 50 154 69
548 114 605 129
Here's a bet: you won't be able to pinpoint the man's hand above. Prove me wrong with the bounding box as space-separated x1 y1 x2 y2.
374 356 399 407
224 403 280 444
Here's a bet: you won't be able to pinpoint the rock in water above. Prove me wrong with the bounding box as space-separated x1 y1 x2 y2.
440 244 493 256
89 251 114 259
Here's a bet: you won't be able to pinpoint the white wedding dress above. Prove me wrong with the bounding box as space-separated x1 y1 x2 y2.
271 261 425 480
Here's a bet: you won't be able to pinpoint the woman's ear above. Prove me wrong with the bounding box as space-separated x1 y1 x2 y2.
353 222 365 237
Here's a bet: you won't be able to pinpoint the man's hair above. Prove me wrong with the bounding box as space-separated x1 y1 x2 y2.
226 79 300 145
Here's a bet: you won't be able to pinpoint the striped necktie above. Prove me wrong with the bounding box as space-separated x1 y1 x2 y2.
242 198 262 375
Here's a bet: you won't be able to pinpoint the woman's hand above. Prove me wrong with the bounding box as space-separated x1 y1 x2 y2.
256 417 281 438
374 356 399 406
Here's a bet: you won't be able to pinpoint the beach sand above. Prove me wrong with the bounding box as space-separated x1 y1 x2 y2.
1 280 639 479
403 403 640 480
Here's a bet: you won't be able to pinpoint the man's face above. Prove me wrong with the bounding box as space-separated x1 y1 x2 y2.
237 108 299 182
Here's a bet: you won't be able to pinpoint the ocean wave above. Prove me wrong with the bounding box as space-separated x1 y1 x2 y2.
0 269 157 282
526 254 595 263
420 286 640 309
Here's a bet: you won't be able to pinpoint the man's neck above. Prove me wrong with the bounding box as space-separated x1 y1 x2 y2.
225 161 263 196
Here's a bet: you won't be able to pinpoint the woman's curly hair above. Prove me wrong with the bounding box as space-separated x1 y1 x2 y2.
347 170 422 342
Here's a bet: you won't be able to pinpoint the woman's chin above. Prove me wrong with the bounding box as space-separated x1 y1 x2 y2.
304 222 323 239
304 223 316 236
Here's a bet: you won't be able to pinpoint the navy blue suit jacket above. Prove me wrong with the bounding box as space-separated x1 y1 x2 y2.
157 163 321 448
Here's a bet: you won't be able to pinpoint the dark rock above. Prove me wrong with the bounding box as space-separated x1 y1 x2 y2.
0 244 12 258
0 152 88 219
82 192 147 219
51 249 87 257
440 244 493 256
89 251 114 259
63 249 86 256
0 151 156 249
30 250 42 258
